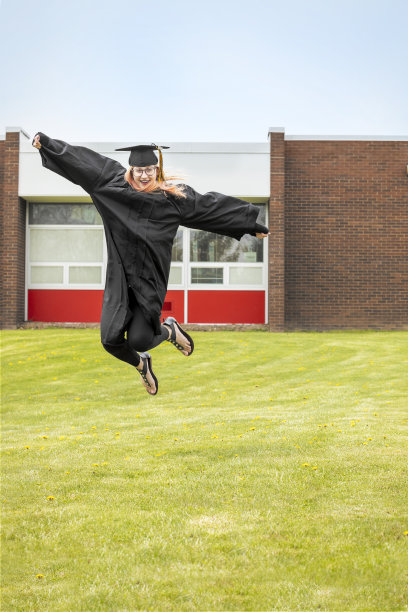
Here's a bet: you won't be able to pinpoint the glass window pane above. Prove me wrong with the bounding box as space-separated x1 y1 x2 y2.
30 229 104 262
171 229 183 262
168 266 182 285
191 267 223 284
69 266 102 284
255 204 266 226
229 266 263 285
29 203 102 225
189 204 265 263
31 266 64 284
190 230 263 263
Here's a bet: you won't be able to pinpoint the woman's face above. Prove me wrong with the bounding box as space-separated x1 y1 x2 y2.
132 165 158 189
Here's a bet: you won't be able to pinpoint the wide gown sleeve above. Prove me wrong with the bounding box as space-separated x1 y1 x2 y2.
34 132 125 194
178 185 263 241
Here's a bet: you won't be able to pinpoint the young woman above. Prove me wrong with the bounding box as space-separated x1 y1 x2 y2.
32 133 269 396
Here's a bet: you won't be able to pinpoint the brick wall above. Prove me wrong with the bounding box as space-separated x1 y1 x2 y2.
284 139 408 330
268 130 285 331
0 131 26 328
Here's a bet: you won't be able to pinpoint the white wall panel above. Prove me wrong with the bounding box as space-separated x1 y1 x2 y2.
19 138 269 199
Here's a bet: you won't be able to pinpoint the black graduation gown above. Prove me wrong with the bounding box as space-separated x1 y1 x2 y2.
36 133 262 342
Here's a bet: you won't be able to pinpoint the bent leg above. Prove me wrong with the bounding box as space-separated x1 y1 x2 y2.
102 340 141 368
127 301 169 353
100 288 141 368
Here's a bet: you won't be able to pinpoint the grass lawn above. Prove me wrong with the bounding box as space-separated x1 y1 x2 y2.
1 329 408 611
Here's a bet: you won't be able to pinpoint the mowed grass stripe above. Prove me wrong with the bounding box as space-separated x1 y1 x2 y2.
1 329 408 611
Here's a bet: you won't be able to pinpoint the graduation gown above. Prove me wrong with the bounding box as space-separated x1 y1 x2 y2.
36 133 262 343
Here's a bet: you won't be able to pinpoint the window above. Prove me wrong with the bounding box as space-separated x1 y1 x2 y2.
188 203 266 287
28 203 105 289
169 229 184 286
28 202 267 290
29 203 102 225
191 267 224 284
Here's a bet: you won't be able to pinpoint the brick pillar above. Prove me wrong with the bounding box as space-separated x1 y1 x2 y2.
0 128 28 329
268 128 285 331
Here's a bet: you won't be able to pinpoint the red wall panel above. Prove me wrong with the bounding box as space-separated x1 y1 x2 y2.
160 290 184 323
188 291 265 324
27 289 185 324
28 290 104 322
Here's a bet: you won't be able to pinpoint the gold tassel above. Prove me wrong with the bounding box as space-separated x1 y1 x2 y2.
156 147 165 183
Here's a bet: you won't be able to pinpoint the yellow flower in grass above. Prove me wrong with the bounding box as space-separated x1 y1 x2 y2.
302 463 310 467
403 531 408 536
312 466 318 470
36 574 44 579
46 496 55 501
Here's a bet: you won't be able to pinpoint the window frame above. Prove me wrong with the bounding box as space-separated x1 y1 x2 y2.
26 215 107 291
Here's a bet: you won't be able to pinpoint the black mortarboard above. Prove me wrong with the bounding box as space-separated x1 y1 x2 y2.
115 143 169 181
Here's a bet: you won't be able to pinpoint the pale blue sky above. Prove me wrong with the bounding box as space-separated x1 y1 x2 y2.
1 0 407 143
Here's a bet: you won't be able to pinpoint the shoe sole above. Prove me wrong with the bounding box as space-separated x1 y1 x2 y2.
164 317 194 357
139 352 158 395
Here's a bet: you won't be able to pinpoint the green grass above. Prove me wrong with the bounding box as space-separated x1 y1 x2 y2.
1 329 408 611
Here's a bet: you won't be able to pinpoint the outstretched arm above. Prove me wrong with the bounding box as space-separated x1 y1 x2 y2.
32 132 125 194
179 185 269 241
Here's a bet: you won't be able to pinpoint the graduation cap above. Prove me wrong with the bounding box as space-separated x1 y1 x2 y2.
115 143 169 182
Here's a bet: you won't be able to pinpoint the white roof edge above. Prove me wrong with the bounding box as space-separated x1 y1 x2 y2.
285 135 408 141
268 127 285 133
20 141 270 154
5 126 30 138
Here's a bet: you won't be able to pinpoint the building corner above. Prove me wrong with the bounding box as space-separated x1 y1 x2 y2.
0 128 28 329
267 128 285 331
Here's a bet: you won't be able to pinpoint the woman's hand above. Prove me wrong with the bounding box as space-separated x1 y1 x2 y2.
256 232 269 239
32 134 41 149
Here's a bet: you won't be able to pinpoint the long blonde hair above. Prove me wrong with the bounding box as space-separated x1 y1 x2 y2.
124 167 186 198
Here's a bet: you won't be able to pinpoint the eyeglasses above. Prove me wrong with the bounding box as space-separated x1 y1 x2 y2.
132 166 157 176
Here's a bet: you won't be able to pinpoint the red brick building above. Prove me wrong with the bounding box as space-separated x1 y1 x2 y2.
1 126 407 330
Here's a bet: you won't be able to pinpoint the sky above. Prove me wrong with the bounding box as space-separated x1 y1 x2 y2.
1 0 407 143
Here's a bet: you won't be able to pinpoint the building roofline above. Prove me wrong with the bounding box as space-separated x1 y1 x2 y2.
19 140 270 154
285 134 408 141
5 126 30 138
